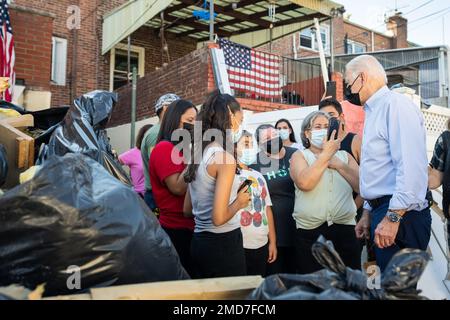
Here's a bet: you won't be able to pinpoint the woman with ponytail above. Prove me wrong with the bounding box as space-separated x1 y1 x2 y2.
183 90 251 278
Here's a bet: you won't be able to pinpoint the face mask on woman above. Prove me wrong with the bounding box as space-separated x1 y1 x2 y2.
310 129 328 148
279 129 290 141
232 126 243 144
239 147 257 166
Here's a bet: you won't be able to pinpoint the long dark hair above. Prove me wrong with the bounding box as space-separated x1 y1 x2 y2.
157 99 197 144
184 90 241 183
136 124 153 149
275 118 297 143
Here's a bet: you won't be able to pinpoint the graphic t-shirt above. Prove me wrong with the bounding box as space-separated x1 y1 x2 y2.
236 168 273 250
250 147 297 247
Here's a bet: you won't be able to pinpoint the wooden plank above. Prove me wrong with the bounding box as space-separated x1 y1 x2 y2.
89 276 264 300
43 294 92 300
3 114 34 128
0 122 34 189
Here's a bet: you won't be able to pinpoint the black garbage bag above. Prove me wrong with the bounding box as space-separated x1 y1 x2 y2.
37 90 131 185
0 144 7 187
0 100 70 161
248 236 429 300
0 154 189 297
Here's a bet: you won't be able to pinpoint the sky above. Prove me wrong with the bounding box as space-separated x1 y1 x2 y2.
336 0 450 47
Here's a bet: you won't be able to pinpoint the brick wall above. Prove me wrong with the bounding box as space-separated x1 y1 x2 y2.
258 35 295 58
342 22 393 53
387 15 408 49
11 7 53 91
12 0 198 107
332 72 344 102
238 98 299 113
109 45 211 127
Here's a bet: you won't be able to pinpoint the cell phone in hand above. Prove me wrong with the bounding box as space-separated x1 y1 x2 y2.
238 179 252 193
327 117 340 140
325 81 336 99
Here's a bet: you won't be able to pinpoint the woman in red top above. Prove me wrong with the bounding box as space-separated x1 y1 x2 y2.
150 99 197 276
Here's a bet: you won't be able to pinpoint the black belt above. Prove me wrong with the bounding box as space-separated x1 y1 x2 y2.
367 195 392 210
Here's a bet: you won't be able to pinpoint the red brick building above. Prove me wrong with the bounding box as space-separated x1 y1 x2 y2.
258 13 412 59
10 0 197 109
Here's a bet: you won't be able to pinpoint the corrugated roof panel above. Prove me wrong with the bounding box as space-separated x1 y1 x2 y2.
235 8 257 15
221 25 240 32
244 5 266 13
285 10 304 18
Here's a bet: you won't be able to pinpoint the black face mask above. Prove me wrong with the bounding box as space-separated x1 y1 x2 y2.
263 137 283 155
183 122 194 134
344 74 363 106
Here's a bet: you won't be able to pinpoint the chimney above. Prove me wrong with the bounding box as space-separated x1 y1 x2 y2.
386 13 408 49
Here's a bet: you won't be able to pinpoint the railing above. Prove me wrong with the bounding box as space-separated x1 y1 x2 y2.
232 54 325 107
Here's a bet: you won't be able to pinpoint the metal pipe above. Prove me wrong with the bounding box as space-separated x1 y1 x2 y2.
371 31 375 52
127 35 131 85
439 47 446 99
330 17 334 74
209 0 214 42
130 67 137 149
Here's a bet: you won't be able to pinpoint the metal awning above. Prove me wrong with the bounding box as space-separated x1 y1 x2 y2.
102 0 344 54
102 0 173 54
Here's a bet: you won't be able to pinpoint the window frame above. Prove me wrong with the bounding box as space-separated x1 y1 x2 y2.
299 25 330 53
51 36 68 86
109 44 145 92
346 39 367 54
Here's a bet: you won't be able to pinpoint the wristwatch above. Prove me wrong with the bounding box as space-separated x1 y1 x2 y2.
386 211 403 223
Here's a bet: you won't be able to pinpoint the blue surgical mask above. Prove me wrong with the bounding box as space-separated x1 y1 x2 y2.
310 129 327 148
279 129 290 141
239 148 257 166
232 126 243 144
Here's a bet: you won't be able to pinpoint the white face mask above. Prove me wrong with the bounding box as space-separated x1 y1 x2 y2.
310 129 327 148
239 147 257 166
232 126 243 144
279 129 290 141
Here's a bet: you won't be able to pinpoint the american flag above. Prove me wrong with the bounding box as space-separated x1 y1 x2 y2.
219 38 280 99
0 0 14 102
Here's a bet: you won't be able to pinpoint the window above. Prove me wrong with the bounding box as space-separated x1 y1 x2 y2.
110 44 145 91
346 40 366 54
51 37 68 86
299 25 330 53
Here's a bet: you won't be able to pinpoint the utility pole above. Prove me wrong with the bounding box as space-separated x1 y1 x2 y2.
127 35 131 85
209 0 214 41
130 67 137 148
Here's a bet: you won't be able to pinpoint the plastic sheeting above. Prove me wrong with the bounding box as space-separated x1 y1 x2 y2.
0 154 189 297
249 236 429 300
37 90 131 185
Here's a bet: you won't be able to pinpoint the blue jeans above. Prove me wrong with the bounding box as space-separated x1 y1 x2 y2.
370 202 431 272
144 190 157 211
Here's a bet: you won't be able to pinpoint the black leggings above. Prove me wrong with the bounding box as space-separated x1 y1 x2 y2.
162 227 194 278
265 246 297 275
191 228 246 279
245 244 269 276
295 223 361 274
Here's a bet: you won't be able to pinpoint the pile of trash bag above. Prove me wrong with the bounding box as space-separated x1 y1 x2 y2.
37 90 131 185
0 144 7 187
0 154 189 297
249 236 429 300
0 100 69 162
